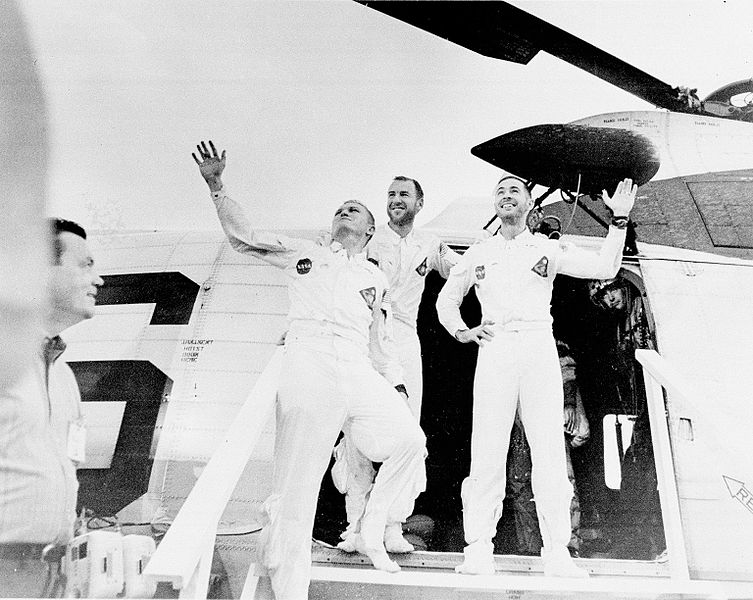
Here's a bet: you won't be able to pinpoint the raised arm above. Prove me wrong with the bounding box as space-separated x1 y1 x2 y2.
193 140 305 269
557 178 637 279
430 239 461 279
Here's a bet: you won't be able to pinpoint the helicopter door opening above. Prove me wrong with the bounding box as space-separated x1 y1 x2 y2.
313 262 667 564
409 266 667 562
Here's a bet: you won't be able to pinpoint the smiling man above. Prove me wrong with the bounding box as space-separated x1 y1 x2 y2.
371 176 459 416
193 141 426 599
333 175 459 554
0 218 103 598
437 174 636 578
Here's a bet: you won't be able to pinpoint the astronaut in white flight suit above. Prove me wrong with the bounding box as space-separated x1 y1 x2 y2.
193 141 426 600
333 176 459 554
436 175 636 577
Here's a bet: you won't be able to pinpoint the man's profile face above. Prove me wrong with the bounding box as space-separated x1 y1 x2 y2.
387 179 422 226
332 201 375 239
48 232 103 324
494 178 532 224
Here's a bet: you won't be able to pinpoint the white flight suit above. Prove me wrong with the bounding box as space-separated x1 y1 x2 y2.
436 227 625 559
332 224 458 545
211 188 426 600
368 225 459 415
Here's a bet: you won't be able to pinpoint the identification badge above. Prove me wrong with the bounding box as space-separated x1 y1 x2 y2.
67 419 86 463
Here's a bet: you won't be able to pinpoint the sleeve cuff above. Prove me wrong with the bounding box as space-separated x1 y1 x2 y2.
444 320 468 338
210 185 227 201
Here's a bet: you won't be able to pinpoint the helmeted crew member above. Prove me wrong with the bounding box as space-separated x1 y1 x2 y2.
0 219 103 598
193 141 426 600
333 176 459 554
589 276 664 560
436 175 636 577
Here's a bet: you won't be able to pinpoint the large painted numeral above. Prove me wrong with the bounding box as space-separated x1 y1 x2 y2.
72 360 171 515
71 272 201 515
97 272 200 325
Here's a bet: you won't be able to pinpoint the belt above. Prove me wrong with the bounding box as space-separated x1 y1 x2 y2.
0 542 66 563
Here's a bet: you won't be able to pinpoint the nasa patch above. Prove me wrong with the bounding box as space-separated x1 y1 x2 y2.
475 265 485 280
531 256 549 278
296 258 312 275
415 257 428 277
359 287 376 309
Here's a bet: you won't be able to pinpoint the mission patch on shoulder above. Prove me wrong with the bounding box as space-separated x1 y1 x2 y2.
416 257 428 276
531 256 549 277
359 287 376 309
475 265 485 280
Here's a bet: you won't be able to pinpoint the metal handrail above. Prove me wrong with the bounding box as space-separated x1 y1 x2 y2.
634 348 690 580
143 347 283 594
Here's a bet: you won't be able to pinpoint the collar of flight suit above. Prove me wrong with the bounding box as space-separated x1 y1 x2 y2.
328 240 369 262
493 227 535 246
382 223 416 246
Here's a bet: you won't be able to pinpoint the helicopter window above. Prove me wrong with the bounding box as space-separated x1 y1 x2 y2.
677 417 694 442
685 180 753 248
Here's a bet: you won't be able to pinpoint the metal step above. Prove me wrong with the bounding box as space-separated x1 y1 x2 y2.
308 566 725 600
308 546 724 599
311 544 669 577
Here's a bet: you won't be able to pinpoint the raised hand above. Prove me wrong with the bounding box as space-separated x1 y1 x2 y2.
602 177 637 217
192 140 226 192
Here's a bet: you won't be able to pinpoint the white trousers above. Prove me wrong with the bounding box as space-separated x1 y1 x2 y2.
333 322 424 537
395 321 423 420
258 336 426 600
463 328 573 551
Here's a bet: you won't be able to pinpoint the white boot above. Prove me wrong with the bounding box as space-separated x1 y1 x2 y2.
354 533 400 573
337 531 358 553
384 522 414 553
541 546 589 578
455 540 495 575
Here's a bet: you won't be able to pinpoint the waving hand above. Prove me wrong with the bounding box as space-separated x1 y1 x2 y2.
192 140 226 192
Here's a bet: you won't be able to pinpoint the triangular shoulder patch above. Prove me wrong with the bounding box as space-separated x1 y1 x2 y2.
531 256 549 278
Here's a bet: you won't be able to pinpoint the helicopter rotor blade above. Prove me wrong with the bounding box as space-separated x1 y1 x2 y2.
357 1 692 113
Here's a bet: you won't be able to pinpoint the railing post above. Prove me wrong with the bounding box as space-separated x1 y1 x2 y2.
638 349 690 580
240 566 273 600
177 529 216 599
144 347 283 591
